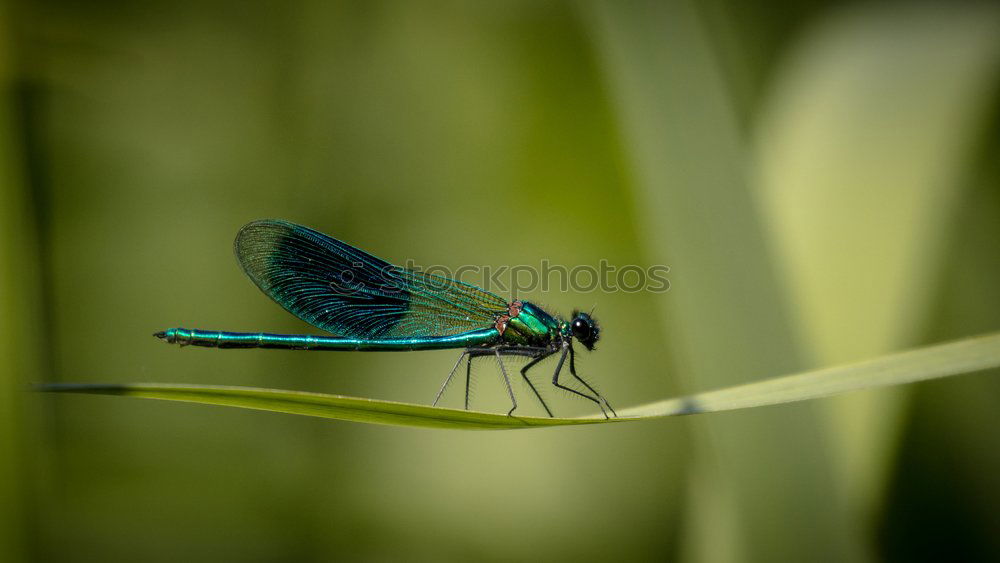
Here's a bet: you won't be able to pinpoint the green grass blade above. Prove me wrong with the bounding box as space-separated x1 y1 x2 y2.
38 383 601 430
619 332 1000 418
39 332 1000 429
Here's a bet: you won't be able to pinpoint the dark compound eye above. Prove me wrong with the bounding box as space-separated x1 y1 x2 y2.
572 317 592 341
570 312 600 350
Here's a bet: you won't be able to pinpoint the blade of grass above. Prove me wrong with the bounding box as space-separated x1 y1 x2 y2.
38 331 1000 430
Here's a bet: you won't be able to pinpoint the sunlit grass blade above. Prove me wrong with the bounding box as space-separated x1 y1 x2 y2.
618 331 1000 418
39 332 1000 429
38 383 601 430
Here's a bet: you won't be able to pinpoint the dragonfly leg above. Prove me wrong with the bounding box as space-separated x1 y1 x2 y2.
551 344 610 419
433 351 469 407
493 347 553 417
519 353 554 417
495 350 518 416
461 348 496 410
461 347 549 415
569 344 616 418
464 352 472 410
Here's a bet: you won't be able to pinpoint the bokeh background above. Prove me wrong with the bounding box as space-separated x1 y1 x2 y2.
2 1 999 561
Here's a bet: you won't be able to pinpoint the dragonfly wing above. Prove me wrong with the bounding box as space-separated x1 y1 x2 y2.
234 219 508 338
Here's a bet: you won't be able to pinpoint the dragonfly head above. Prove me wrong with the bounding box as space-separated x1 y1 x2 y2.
569 310 600 351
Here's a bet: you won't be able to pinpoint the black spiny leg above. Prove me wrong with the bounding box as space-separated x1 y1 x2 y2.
495 350 518 416
464 352 472 410
520 353 554 417
494 347 553 417
551 344 610 419
433 351 468 407
462 348 496 411
569 344 616 417
454 347 552 416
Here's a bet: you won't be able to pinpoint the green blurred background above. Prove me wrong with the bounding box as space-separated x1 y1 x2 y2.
2 1 999 561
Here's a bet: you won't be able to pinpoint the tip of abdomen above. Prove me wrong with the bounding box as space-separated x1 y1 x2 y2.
154 328 180 344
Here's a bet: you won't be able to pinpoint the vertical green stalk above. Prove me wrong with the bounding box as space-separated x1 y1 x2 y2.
598 0 1000 554
0 1 37 559
753 1 1000 530
583 1 860 560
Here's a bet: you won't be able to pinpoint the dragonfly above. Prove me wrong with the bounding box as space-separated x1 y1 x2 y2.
155 219 616 418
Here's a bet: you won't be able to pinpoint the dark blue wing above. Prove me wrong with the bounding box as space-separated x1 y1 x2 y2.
234 219 507 339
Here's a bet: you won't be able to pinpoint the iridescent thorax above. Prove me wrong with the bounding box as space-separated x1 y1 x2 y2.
495 300 563 347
